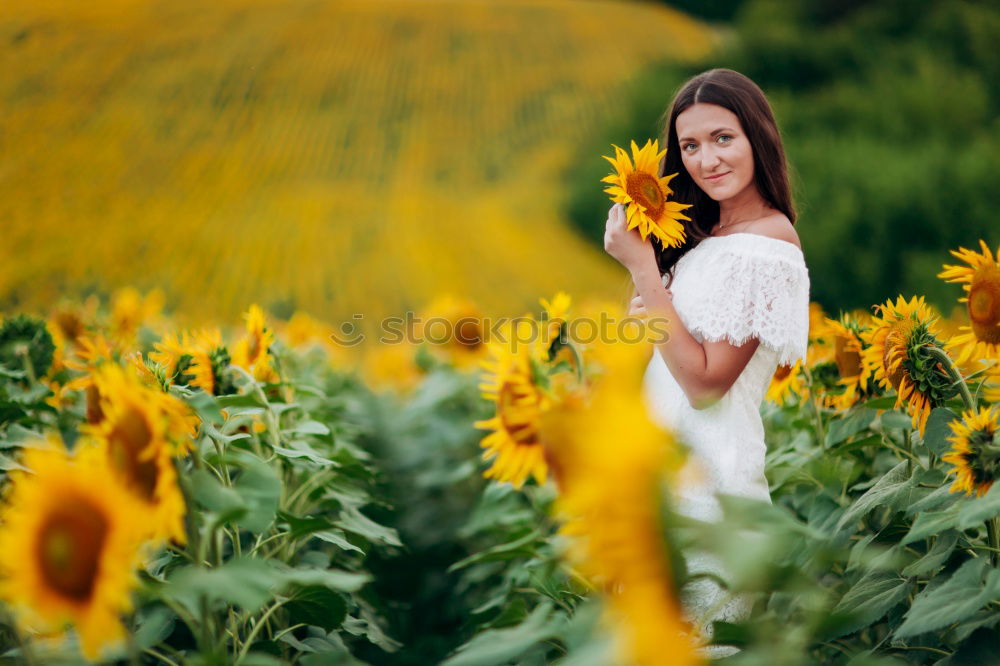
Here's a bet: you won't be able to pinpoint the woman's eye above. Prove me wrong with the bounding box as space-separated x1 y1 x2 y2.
682 143 697 152
717 134 733 144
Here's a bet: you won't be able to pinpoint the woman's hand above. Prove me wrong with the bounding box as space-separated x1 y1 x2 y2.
627 286 671 318
604 203 655 274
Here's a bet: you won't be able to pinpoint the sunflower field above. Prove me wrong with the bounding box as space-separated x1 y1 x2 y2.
0 237 997 665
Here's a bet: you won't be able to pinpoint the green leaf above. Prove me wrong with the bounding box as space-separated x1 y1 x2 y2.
285 420 331 436
922 407 960 456
826 408 877 446
175 386 222 424
901 530 959 577
836 461 915 534
335 505 401 547
189 469 248 524
902 504 962 544
166 558 278 615
448 530 543 572
906 483 960 516
275 566 371 593
957 482 1000 528
441 601 561 666
234 454 282 533
313 529 365 554
825 571 912 639
861 396 902 410
895 557 1000 637
272 440 338 466
216 392 267 409
286 586 347 631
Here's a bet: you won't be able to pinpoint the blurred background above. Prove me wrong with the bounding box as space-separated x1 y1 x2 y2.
1 0 997 330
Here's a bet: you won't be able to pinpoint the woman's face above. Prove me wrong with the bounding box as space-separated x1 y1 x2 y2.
675 103 755 203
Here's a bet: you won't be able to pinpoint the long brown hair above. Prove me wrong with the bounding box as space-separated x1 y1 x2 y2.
655 69 796 287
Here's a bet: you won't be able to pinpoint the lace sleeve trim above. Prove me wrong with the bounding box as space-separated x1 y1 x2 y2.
679 242 810 366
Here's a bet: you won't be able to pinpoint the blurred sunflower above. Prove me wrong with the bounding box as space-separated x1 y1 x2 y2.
362 342 423 393
938 240 1000 364
84 363 192 543
765 360 805 405
0 439 146 659
474 318 552 489
822 313 879 410
64 333 118 424
108 287 163 348
540 291 575 366
602 139 691 249
231 304 279 383
149 330 197 387
942 406 1000 497
186 328 237 395
416 295 488 371
861 296 956 436
545 342 696 666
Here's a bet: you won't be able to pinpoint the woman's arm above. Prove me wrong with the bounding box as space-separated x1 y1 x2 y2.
604 203 758 409
630 261 759 409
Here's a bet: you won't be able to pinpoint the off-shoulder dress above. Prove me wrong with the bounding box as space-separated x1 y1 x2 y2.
641 232 811 657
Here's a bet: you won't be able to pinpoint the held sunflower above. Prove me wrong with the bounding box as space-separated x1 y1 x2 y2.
938 240 1000 364
602 139 692 249
0 440 146 659
861 296 957 436
942 406 1000 497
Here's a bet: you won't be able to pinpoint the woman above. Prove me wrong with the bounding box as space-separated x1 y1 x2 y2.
603 68 811 657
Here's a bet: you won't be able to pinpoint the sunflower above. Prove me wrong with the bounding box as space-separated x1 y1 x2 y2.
822 313 880 410
938 240 1000 364
186 328 237 395
539 291 576 366
149 330 196 386
416 295 488 370
474 318 552 489
362 342 424 393
64 333 119 424
0 439 146 659
231 304 279 383
942 406 1000 497
861 296 956 436
544 342 697 666
602 139 692 249
765 360 806 405
84 363 191 543
108 286 163 348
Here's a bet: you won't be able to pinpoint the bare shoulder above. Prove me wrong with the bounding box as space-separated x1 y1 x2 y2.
744 213 801 250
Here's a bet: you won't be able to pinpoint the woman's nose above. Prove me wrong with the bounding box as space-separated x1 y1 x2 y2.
701 147 722 169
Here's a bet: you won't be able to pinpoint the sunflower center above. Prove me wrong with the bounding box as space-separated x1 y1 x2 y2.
85 384 104 424
968 268 1000 345
626 172 665 218
249 333 262 364
37 500 108 602
454 319 483 350
773 364 792 381
108 405 159 500
834 337 862 378
498 381 538 446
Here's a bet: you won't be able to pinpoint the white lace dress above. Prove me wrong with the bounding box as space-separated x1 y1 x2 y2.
641 232 810 658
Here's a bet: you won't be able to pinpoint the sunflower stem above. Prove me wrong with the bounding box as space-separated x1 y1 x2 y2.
926 345 975 412
988 517 1000 568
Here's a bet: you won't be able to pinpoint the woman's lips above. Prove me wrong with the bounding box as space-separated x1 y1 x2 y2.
705 171 730 182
